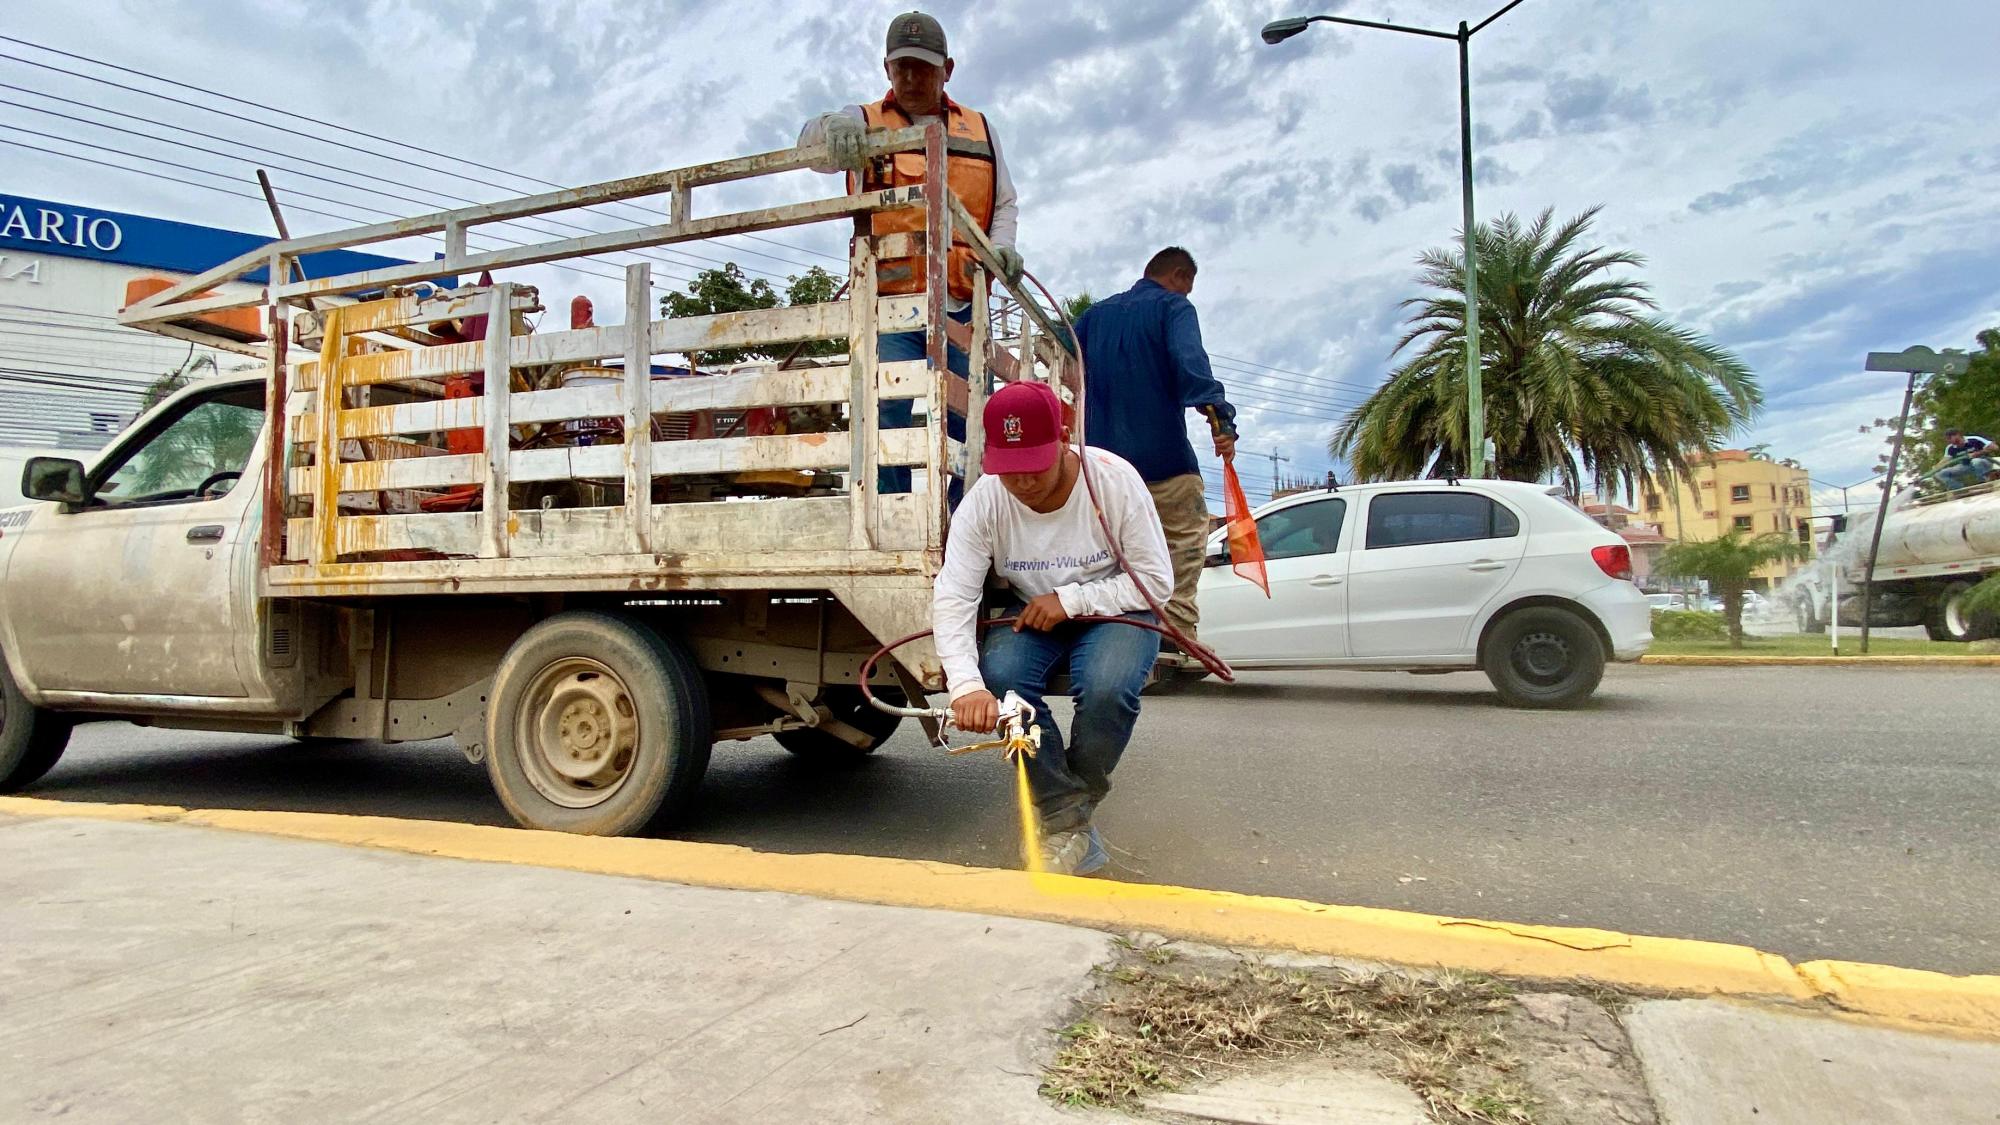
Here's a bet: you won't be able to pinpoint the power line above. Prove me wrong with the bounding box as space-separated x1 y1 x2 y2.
0 132 666 294
0 87 751 287
1 36 1357 391
1209 349 1383 396
0 38 836 275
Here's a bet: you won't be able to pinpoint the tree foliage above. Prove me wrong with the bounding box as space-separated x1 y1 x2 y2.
658 263 845 366
1333 207 1761 498
1657 532 1804 647
118 353 257 498
1894 327 2000 485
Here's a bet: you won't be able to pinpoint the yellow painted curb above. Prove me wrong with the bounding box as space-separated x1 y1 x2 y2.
1641 654 2000 667
4 796 1997 1037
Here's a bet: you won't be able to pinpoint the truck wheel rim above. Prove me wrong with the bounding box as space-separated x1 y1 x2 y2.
518 657 638 808
1512 631 1571 684
1945 593 1970 638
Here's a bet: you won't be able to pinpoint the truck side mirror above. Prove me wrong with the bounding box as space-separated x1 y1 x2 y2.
22 457 87 505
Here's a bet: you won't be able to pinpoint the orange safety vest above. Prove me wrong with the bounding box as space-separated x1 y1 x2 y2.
851 93 997 303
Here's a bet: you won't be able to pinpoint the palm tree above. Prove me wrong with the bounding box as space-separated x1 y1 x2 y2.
1334 208 1762 499
1657 532 1805 648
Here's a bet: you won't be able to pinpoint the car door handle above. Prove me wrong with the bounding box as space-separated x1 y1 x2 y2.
1467 560 1507 572
1309 575 1343 587
186 525 224 543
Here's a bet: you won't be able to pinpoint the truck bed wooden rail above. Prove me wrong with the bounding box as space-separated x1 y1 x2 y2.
116 126 1075 612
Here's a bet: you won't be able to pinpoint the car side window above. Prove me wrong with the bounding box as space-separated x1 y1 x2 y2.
1364 492 1520 549
1256 498 1346 562
91 383 265 508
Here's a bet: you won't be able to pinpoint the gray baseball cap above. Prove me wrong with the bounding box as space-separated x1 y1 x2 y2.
885 11 948 67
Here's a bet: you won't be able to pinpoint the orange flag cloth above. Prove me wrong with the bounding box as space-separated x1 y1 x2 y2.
1222 459 1269 597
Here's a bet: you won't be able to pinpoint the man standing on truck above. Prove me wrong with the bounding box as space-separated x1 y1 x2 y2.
1936 428 1998 491
799 10 1022 495
934 380 1172 876
1072 247 1238 649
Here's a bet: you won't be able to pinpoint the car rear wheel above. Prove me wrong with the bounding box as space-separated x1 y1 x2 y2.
486 611 711 835
1481 606 1606 709
0 653 71 791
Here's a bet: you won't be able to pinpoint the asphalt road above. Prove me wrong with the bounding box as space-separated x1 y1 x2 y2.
28 665 2000 976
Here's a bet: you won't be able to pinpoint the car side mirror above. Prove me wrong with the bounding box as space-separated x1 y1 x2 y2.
22 456 87 505
1203 547 1230 568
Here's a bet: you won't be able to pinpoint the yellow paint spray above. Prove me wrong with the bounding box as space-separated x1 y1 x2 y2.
1012 751 1044 874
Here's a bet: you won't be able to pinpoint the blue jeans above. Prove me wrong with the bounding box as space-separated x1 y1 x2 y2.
979 610 1160 833
877 304 972 495
1937 457 1993 491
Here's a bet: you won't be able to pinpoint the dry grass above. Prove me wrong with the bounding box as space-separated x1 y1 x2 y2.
1042 953 1543 1124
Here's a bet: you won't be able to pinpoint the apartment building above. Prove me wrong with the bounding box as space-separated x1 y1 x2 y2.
1640 450 1814 588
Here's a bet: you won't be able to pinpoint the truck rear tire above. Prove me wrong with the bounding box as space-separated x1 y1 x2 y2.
0 654 72 791
486 611 711 835
1926 581 1998 643
1796 597 1825 635
773 687 903 763
1480 606 1606 709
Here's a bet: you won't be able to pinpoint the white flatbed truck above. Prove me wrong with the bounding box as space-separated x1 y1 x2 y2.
0 125 1063 834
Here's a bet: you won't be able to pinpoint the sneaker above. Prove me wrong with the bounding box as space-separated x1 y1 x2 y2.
1039 828 1090 875
1076 825 1110 876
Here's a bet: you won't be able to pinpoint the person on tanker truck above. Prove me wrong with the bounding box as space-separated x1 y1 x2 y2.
1935 428 1998 491
798 9 1023 496
1071 247 1239 650
933 380 1172 877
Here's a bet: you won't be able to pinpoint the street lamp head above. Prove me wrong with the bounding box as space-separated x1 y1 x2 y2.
1261 16 1313 44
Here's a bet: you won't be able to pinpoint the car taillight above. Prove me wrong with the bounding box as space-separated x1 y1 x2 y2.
1591 544 1633 581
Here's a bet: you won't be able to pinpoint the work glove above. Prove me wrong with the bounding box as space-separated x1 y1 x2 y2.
994 246 1024 283
822 114 867 173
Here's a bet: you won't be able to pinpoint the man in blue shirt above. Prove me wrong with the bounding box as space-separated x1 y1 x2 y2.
1936 428 1997 491
1072 247 1239 646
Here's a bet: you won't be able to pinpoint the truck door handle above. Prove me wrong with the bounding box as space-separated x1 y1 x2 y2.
187 525 224 543
1467 560 1507 572
1309 575 1343 587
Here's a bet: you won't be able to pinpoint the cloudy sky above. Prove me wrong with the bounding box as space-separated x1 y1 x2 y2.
3 0 1995 510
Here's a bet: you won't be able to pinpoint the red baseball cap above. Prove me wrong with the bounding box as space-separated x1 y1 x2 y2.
982 380 1065 474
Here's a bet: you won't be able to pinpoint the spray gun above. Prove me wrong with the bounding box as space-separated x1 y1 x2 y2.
942 691 1042 762
867 687 1041 762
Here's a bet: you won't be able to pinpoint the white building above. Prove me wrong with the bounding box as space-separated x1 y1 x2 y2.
0 192 415 502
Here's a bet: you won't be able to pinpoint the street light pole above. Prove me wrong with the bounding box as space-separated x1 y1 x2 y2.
1261 1 1527 478
1855 346 1971 653
1456 20 1484 477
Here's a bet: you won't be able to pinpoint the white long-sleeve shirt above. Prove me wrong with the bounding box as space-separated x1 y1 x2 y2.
798 105 1020 256
932 447 1173 702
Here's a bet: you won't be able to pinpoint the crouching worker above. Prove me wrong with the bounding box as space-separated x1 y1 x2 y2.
932 379 1174 875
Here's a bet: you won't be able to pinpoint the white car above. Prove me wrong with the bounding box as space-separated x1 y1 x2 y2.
1192 479 1651 708
1645 593 1690 611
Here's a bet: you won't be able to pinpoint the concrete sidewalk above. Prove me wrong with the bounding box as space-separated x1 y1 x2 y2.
4 809 1999 1124
0 812 1102 1123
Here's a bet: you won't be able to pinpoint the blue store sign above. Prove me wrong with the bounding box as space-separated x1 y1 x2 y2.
0 192 423 282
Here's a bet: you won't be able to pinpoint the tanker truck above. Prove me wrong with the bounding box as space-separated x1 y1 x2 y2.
1793 483 2000 642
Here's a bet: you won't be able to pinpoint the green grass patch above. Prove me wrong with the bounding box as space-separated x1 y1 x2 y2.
1647 634 1975 657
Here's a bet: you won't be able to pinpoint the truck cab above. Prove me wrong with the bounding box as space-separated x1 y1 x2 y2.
2 376 282 710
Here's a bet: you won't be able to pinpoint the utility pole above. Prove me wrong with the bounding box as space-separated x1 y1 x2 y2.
1263 448 1292 501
